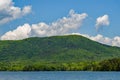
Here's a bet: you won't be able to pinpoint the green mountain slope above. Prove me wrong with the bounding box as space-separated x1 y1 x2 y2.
0 35 120 63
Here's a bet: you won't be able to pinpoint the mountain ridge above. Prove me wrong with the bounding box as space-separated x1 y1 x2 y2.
0 35 120 71
0 35 120 63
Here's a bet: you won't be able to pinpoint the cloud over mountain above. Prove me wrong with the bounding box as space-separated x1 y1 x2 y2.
0 0 32 25
73 33 120 47
1 10 88 40
1 9 120 47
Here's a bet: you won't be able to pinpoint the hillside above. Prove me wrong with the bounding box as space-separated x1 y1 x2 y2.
0 35 120 62
0 35 120 71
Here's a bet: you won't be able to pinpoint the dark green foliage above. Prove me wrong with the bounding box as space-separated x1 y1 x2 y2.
99 58 120 71
0 35 120 71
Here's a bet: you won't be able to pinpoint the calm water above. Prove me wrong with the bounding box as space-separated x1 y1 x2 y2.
0 71 120 80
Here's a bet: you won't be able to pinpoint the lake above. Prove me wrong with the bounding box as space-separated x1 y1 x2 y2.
0 71 120 80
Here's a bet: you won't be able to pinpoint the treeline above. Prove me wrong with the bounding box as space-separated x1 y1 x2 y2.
0 58 120 71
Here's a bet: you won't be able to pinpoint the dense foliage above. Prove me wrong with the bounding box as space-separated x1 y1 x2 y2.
0 58 120 71
0 35 120 71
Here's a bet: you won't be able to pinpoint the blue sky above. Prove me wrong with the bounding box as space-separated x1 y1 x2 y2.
0 0 120 37
0 0 120 46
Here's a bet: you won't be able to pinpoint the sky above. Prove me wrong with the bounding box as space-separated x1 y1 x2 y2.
0 0 120 47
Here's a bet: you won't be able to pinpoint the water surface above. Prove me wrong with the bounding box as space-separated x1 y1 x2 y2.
0 71 120 80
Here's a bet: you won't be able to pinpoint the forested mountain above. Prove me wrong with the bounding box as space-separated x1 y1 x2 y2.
0 35 120 71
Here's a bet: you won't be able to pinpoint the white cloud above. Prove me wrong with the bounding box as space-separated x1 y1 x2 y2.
112 37 120 47
1 24 31 40
95 15 110 30
0 0 32 25
1 9 88 40
1 9 120 47
22 6 32 15
31 9 87 37
87 34 112 45
88 35 120 47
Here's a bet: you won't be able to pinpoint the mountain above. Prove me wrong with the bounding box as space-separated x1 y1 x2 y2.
0 35 120 71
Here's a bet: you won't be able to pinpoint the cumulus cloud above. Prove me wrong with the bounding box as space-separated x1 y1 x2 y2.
1 9 120 47
1 24 31 40
1 9 88 40
112 37 120 47
95 15 110 30
31 10 87 37
0 0 32 25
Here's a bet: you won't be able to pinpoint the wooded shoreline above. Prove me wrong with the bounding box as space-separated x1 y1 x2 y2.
0 58 120 71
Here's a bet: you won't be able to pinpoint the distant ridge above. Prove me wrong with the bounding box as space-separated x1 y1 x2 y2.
0 35 120 63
